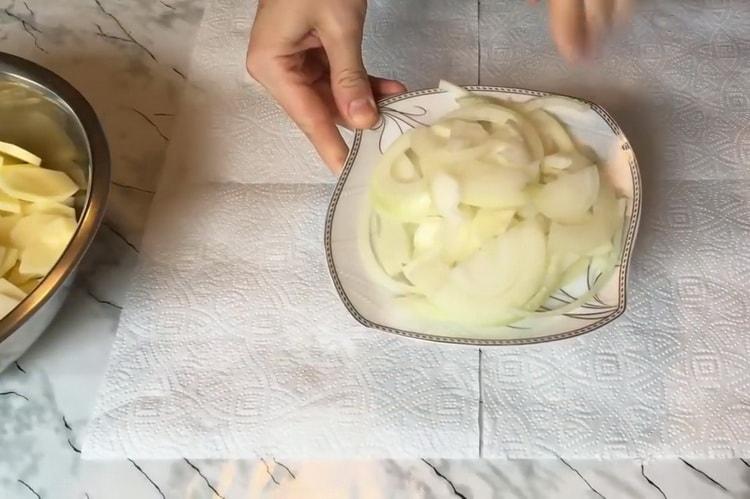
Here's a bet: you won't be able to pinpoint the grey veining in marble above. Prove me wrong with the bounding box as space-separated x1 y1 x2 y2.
0 0 749 497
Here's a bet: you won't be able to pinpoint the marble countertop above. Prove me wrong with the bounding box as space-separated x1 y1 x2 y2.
0 0 748 497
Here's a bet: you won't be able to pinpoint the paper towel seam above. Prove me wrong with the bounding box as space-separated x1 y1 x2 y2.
478 348 483 458
476 0 481 85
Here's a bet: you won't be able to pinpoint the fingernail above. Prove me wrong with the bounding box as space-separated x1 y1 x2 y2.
348 98 376 128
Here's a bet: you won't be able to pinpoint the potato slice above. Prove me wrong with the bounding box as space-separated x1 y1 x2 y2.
6 263 34 286
0 164 78 203
16 214 75 276
11 213 76 250
19 278 42 295
0 141 41 166
22 200 76 218
0 277 26 300
11 213 58 249
0 215 20 246
0 247 18 276
19 239 68 276
0 109 80 168
0 190 21 214
0 293 21 318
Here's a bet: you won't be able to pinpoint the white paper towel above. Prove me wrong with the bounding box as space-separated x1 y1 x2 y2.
86 0 750 460
477 0 750 459
479 0 750 182
482 180 750 459
84 183 480 458
168 0 478 186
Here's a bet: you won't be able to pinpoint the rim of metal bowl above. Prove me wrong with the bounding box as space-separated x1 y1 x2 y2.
0 52 110 345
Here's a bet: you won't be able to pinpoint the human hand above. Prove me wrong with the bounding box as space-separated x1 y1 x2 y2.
247 0 406 173
532 0 633 62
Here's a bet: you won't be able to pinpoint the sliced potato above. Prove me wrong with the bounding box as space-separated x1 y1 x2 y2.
11 213 59 249
19 278 42 295
22 200 76 218
19 239 68 276
0 141 41 166
0 247 18 276
11 213 76 250
0 190 21 214
0 215 20 246
0 277 26 300
0 109 80 168
0 293 21 317
6 263 34 286
0 164 78 203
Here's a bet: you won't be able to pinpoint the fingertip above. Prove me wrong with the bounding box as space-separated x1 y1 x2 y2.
380 80 407 97
317 133 349 174
348 96 379 129
549 0 587 64
370 77 407 99
325 148 348 175
553 34 586 64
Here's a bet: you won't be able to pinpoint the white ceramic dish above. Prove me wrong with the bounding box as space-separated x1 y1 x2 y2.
325 86 641 345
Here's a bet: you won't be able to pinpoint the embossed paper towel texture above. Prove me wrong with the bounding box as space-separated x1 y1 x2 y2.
84 184 480 458
482 181 750 458
87 0 750 459
167 0 478 185
480 0 750 182
480 0 750 458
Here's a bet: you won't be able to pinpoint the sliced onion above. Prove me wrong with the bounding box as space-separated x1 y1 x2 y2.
445 104 545 162
403 253 451 295
459 162 530 209
438 80 472 99
369 212 412 277
363 84 628 329
533 165 599 223
528 109 575 153
521 96 588 113
470 208 515 244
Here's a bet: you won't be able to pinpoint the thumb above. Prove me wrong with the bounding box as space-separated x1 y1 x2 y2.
321 26 377 129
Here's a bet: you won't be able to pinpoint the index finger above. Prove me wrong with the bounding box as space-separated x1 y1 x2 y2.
549 0 587 62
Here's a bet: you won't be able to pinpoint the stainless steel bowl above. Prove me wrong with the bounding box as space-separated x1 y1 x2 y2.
0 53 109 371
